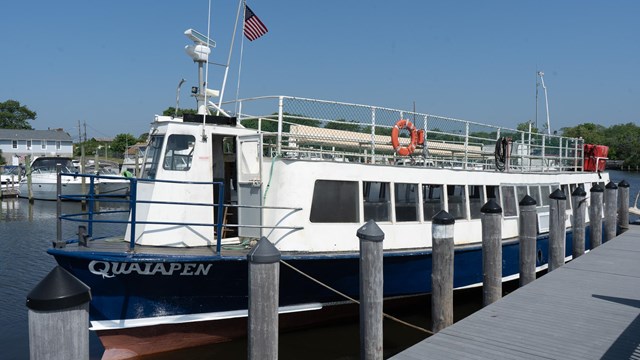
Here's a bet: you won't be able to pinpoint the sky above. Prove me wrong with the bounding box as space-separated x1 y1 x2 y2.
1 0 639 141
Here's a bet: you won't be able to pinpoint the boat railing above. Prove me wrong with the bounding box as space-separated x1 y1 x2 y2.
225 95 585 172
55 171 303 255
55 172 227 253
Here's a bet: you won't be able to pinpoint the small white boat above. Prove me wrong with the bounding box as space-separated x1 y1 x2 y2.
18 157 130 200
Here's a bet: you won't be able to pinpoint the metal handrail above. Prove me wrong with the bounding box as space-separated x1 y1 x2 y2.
56 172 226 254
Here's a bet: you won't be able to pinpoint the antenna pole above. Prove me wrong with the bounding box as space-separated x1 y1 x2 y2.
218 0 244 112
538 71 550 135
175 78 186 117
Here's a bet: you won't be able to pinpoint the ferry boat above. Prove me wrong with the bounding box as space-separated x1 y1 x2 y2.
48 28 612 358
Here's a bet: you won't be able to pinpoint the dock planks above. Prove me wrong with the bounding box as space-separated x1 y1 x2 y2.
392 226 640 360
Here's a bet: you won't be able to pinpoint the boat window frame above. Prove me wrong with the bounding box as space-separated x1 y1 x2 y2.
140 134 165 180
363 180 392 223
309 179 360 223
394 182 419 222
422 183 444 222
162 134 196 172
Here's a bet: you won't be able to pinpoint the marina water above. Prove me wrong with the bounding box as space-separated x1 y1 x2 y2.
1 170 637 359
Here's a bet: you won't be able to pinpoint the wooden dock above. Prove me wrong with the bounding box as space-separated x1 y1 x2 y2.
392 226 640 360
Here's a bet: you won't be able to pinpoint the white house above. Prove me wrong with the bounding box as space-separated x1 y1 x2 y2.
0 129 73 165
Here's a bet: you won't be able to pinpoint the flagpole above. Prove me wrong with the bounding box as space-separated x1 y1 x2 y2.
217 0 244 113
235 1 247 115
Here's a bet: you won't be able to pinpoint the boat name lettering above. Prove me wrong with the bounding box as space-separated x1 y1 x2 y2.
88 261 212 278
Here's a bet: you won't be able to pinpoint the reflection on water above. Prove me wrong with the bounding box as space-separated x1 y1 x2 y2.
1 169 640 359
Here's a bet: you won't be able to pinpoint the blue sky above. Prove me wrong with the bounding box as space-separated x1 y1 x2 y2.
1 0 638 140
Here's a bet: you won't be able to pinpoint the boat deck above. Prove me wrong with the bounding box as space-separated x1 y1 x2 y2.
391 225 640 359
58 237 251 258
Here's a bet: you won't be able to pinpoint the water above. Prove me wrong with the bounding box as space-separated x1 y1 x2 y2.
1 169 638 359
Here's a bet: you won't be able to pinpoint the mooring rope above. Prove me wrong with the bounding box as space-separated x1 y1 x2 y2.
279 259 433 335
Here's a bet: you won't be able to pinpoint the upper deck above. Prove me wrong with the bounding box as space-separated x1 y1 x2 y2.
225 96 587 173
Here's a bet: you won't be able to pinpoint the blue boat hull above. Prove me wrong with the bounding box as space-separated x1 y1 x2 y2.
49 229 589 326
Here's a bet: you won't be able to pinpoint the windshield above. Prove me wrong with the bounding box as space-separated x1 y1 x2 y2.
141 135 164 179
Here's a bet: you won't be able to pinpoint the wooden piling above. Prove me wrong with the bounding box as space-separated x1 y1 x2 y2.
548 188 566 272
26 266 91 360
481 199 502 306
571 186 587 259
617 180 630 234
431 210 455 333
589 184 604 249
357 220 385 359
518 195 537 287
604 181 618 243
247 237 281 360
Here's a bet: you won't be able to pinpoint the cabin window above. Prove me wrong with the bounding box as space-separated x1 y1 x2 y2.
310 180 359 223
395 183 418 222
529 186 541 206
561 184 571 209
540 185 551 206
141 135 164 179
516 186 528 204
469 185 485 219
363 181 391 222
422 184 444 221
447 185 467 220
163 134 195 171
501 185 518 217
487 185 500 202
12 140 17 149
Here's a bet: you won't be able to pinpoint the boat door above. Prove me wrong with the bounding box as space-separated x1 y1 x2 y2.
236 134 263 238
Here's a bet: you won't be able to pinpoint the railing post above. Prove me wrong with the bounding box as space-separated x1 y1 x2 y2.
589 184 604 249
604 181 618 242
618 180 630 234
481 199 502 306
87 177 95 238
571 186 587 259
215 183 225 255
518 195 537 287
548 188 567 272
431 210 454 333
247 237 280 360
277 96 284 155
128 178 137 251
357 220 384 360
56 164 63 247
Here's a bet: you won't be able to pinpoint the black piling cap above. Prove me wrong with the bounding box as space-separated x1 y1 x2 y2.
618 180 630 188
247 236 281 264
356 219 385 242
590 183 604 192
571 186 587 197
549 188 566 200
26 266 91 311
606 181 618 190
481 199 502 214
432 210 455 225
519 194 537 206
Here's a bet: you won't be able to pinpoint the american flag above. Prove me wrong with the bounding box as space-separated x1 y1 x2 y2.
244 5 268 41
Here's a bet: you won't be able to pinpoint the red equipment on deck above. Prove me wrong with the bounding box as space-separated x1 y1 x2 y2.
583 144 608 172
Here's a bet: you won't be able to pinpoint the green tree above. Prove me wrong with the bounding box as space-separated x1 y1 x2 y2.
138 133 149 143
162 107 197 117
0 100 36 129
560 123 606 145
111 133 138 155
516 121 539 134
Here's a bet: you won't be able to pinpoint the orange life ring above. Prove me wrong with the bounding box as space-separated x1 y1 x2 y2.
391 119 418 156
